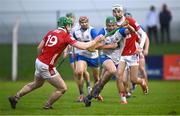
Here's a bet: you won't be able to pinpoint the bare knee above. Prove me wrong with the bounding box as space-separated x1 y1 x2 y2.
109 68 116 75
76 69 84 77
57 85 67 94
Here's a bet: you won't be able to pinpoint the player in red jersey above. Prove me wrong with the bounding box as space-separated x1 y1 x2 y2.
112 4 148 104
8 17 104 109
124 12 150 95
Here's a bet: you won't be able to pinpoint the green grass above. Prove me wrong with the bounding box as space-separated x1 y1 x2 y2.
149 41 180 55
0 80 180 115
0 43 180 115
0 44 74 81
0 42 180 81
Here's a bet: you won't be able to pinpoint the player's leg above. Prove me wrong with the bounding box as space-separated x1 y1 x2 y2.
116 61 127 104
122 68 132 98
91 67 100 83
84 59 117 106
69 53 88 97
130 65 148 94
91 67 104 101
75 60 87 102
93 59 117 97
139 55 148 86
83 70 91 94
44 74 67 109
8 76 45 109
8 59 46 109
101 59 117 84
72 54 91 94
84 68 113 107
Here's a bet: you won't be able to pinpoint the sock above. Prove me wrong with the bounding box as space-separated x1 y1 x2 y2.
86 81 90 88
120 91 127 101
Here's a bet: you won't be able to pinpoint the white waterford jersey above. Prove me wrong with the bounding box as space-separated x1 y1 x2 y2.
69 23 80 54
103 29 125 65
74 26 98 58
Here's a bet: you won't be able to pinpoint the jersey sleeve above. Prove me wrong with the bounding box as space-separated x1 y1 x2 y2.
90 28 98 39
113 28 126 43
65 34 77 45
126 17 140 31
73 32 78 40
98 28 106 36
118 28 126 37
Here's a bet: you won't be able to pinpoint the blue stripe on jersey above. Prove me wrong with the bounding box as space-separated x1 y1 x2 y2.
98 28 106 36
90 28 98 39
73 32 77 40
118 28 126 37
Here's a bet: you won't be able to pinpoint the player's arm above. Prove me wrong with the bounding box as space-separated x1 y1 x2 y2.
124 24 135 34
137 27 146 49
104 21 133 38
37 39 45 55
72 35 104 50
98 43 118 50
143 34 150 56
135 29 146 54
63 46 69 58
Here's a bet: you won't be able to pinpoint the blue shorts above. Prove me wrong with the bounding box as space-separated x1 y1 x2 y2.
77 55 99 67
99 55 110 65
100 55 119 68
69 53 79 64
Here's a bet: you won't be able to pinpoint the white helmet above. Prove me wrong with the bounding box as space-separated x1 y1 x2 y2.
112 4 123 11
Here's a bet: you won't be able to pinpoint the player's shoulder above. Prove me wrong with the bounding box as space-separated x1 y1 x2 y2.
99 27 106 34
125 17 136 23
89 26 96 30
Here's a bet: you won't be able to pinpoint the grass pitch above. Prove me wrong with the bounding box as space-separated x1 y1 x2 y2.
0 80 180 115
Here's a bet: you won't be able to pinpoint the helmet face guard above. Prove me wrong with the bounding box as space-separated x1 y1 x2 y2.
57 17 73 28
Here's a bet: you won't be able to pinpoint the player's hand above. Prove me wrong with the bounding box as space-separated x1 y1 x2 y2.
121 20 129 27
135 47 143 54
87 47 96 52
88 35 105 52
94 34 105 43
63 52 68 58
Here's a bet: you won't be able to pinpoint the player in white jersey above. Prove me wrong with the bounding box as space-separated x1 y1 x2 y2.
63 13 91 102
83 16 136 107
73 16 103 102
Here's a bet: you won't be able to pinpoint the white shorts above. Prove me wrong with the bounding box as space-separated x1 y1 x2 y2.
120 54 139 67
35 59 59 79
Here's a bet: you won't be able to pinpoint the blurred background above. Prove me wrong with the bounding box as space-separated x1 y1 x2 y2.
0 0 179 81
